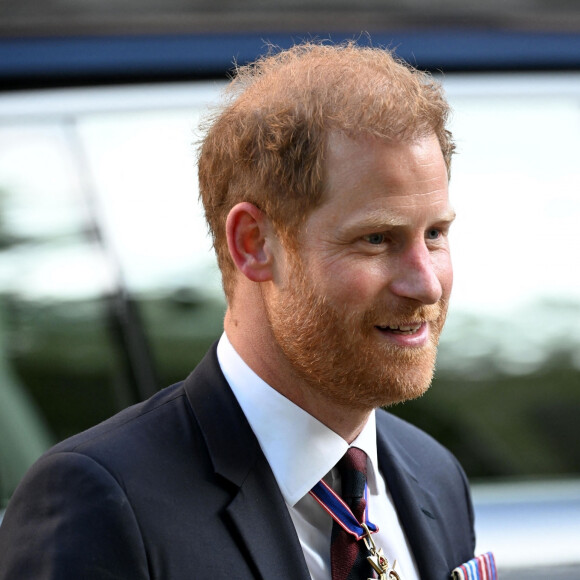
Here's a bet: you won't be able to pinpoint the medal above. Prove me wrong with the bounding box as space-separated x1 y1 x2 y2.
309 480 405 580
362 523 402 580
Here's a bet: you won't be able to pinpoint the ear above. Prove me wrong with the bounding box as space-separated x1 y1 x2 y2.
226 202 277 283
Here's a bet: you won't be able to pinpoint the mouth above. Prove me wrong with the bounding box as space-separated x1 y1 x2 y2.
375 322 424 335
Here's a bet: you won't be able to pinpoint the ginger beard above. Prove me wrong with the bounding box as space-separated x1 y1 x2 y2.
265 255 448 410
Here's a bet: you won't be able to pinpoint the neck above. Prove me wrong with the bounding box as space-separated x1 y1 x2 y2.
290 389 373 443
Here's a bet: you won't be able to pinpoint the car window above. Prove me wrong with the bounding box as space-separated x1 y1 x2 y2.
0 84 226 506
0 76 578 511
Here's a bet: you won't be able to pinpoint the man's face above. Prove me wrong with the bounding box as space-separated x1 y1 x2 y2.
265 133 454 410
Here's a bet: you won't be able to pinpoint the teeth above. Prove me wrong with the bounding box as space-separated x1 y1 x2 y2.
378 323 422 333
397 324 421 332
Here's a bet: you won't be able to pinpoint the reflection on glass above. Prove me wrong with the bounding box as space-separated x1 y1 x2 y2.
76 108 226 385
0 123 139 506
0 76 578 496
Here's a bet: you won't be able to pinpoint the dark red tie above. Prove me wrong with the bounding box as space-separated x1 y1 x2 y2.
331 447 375 580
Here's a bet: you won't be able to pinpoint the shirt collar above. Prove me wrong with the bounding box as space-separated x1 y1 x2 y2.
217 333 379 506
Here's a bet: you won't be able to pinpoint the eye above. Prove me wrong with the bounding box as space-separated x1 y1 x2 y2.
363 233 385 245
426 228 441 240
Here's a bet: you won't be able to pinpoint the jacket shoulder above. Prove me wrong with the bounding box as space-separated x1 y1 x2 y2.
48 380 190 459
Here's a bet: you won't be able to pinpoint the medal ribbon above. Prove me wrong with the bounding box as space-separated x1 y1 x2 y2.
451 553 497 580
309 479 379 541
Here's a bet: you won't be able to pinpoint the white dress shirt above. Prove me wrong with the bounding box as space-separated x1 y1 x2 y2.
217 333 420 580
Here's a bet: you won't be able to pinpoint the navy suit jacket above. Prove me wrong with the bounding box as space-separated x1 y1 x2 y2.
0 344 475 579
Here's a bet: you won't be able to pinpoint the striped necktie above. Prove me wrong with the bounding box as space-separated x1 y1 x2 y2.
331 447 375 580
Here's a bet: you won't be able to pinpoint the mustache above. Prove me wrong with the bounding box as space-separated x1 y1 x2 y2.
361 299 448 328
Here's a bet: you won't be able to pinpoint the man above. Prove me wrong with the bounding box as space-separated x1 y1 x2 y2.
0 42 476 579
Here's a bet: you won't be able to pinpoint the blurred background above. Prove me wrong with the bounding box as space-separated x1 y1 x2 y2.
0 1 579 577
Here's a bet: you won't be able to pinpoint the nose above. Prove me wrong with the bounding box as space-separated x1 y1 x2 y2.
389 242 444 305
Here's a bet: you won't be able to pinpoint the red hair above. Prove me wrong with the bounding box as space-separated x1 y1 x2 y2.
198 41 454 301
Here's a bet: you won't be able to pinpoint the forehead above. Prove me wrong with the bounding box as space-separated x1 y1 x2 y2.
325 131 444 183
317 132 451 219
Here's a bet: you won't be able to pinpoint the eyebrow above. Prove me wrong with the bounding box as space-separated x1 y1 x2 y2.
346 209 457 231
438 209 457 223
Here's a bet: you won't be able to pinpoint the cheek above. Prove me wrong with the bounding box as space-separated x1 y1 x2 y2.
321 261 389 305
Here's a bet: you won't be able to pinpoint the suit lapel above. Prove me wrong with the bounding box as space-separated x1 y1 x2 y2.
225 457 311 580
376 418 450 580
184 344 310 580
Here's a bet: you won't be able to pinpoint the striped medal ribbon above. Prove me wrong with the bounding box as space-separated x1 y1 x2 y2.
309 480 403 579
452 552 498 580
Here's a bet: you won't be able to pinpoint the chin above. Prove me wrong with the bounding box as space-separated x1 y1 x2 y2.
302 347 438 411
376 373 434 408
357 372 435 410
